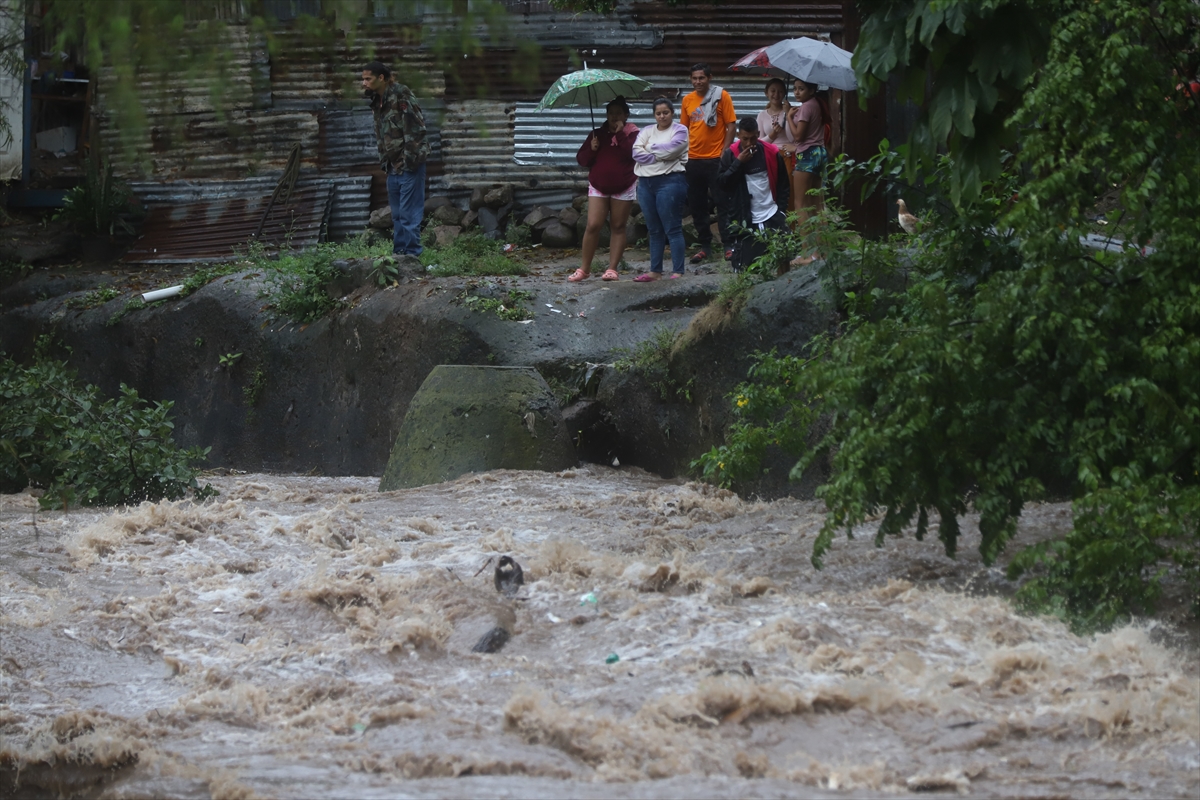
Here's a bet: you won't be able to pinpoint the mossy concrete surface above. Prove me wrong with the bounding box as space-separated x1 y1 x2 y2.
379 365 576 490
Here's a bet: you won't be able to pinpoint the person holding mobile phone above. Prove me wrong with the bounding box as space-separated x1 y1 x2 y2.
756 78 796 211
716 117 789 272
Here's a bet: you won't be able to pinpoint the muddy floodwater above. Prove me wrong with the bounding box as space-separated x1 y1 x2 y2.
2 467 1197 798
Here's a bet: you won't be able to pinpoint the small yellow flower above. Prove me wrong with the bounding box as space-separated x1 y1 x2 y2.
736 396 748 408
718 462 725 470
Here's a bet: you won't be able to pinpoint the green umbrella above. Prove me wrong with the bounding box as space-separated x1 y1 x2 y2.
534 67 652 127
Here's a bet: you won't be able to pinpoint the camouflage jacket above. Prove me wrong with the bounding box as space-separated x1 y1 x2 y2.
371 82 429 173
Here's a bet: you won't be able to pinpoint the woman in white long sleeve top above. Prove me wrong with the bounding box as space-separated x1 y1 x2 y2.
631 97 689 280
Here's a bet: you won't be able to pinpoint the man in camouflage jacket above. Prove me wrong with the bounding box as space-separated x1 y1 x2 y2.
362 61 430 256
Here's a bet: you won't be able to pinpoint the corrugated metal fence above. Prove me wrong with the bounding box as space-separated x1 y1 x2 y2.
98 0 860 249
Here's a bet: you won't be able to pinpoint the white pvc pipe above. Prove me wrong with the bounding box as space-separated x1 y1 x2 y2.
142 285 184 302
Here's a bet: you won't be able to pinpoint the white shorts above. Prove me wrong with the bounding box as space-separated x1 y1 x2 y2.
588 181 638 202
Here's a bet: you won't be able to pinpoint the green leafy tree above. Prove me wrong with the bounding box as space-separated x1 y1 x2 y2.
1 339 214 508
0 0 25 148
698 0 1200 631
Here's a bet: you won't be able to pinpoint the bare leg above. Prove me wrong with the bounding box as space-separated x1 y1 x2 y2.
607 199 633 271
791 170 822 266
581 196 611 274
793 170 816 228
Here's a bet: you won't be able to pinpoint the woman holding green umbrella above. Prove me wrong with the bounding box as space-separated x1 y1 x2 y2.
570 97 639 282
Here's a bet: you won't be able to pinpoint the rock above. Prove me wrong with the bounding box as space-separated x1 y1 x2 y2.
681 215 701 246
572 195 589 212
424 196 453 214
483 185 514 209
522 205 556 227
540 220 576 249
446 601 517 655
429 204 465 227
369 207 392 230
495 202 514 232
461 209 479 229
477 207 500 234
594 268 833 493
627 216 648 245
557 206 580 228
471 626 511 654
0 220 80 264
469 186 488 211
379 365 577 490
325 258 376 298
532 217 557 234
431 225 462 247
575 214 609 248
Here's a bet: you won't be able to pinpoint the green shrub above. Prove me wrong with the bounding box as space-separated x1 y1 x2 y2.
421 233 529 278
457 286 535 321
66 287 121 310
691 350 818 488
0 338 215 508
107 297 146 326
56 155 139 237
504 222 532 247
0 260 34 282
696 132 1198 633
614 324 693 402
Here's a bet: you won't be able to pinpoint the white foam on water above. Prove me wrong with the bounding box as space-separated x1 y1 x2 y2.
1 468 1196 798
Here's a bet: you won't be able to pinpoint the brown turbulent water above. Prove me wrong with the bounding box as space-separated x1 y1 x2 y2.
1 467 1197 799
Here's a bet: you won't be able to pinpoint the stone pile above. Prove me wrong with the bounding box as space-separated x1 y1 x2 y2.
368 182 710 250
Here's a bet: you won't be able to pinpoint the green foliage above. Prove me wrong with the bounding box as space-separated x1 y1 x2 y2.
422 233 529 278
0 338 215 508
370 255 399 287
854 0 1200 209
219 352 242 368
853 0 1052 205
263 245 345 323
66 286 121 310
243 367 266 407
504 223 533 247
614 325 694 403
696 0 1200 632
56 156 139 237
691 351 818 489
0 2 23 146
242 365 267 424
0 260 35 282
458 286 535 321
107 297 147 327
180 262 242 297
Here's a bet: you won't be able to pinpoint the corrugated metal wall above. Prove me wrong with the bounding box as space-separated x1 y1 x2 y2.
98 0 866 234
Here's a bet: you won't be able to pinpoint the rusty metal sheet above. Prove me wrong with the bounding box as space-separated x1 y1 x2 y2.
128 175 371 244
317 101 444 170
122 182 334 264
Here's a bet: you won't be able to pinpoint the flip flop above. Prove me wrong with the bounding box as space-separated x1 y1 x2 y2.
601 269 620 281
568 269 590 282
633 273 660 282
668 273 682 279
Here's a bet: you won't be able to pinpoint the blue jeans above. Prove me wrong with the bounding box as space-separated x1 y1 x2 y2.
637 172 687 274
387 162 426 256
